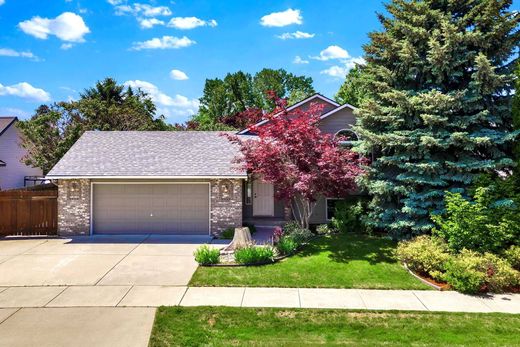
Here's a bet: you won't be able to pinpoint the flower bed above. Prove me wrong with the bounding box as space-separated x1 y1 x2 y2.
194 222 318 267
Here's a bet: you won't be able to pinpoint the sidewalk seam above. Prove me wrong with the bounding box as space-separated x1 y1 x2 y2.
240 287 246 307
115 285 134 307
93 237 146 286
43 286 69 307
177 286 189 306
412 291 430 311
0 307 20 325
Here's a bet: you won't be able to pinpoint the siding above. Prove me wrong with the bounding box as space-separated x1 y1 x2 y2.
319 107 357 135
0 124 42 190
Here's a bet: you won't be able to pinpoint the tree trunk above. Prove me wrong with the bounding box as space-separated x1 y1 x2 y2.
222 227 253 252
292 196 316 229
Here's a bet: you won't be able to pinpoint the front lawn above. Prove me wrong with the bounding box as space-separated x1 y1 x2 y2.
189 233 430 289
150 307 520 346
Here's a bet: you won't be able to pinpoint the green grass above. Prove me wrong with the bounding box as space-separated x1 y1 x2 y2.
150 306 520 346
189 233 430 289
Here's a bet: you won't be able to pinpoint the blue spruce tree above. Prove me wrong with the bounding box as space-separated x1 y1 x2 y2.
355 0 519 238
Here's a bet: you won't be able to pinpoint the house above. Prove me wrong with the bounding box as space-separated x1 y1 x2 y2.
46 94 358 237
0 117 43 190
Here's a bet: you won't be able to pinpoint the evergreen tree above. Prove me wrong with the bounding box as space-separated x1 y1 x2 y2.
355 0 519 238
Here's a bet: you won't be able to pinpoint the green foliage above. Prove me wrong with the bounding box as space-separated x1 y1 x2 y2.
242 223 256 235
396 235 450 281
432 188 520 254
18 77 170 174
335 65 368 107
330 200 365 233
316 224 332 235
194 68 315 129
443 250 520 294
276 236 298 256
513 63 520 167
356 0 519 237
234 246 275 265
504 246 520 271
193 245 220 265
221 228 234 239
282 221 313 244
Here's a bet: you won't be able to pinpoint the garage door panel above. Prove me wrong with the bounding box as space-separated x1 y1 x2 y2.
93 183 209 235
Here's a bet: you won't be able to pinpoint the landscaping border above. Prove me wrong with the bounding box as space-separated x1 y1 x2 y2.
403 263 445 291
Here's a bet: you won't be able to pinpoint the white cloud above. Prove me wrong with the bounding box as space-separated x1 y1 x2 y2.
0 107 30 118
18 12 90 42
107 0 122 5
293 55 309 64
0 0 5 6
139 18 164 29
312 45 349 61
60 43 73 50
320 57 366 78
260 8 302 27
0 48 38 60
167 17 217 30
0 82 51 102
114 3 171 17
124 80 199 120
320 66 348 78
277 31 314 40
169 69 189 80
131 35 195 50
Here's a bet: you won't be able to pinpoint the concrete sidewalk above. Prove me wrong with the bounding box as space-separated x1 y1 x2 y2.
0 286 518 313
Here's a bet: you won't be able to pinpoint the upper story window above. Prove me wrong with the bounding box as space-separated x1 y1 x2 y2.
334 129 359 147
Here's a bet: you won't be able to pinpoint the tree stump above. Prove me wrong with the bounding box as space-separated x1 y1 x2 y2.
221 227 253 253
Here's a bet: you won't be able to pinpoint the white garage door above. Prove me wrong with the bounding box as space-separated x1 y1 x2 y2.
92 183 210 235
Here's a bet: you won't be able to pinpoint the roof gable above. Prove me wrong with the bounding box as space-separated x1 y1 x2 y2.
237 94 340 135
0 117 17 137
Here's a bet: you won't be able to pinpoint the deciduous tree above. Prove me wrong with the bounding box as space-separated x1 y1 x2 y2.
18 78 170 173
227 94 366 229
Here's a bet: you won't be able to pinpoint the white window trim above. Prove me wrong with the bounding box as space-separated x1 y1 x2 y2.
334 128 359 146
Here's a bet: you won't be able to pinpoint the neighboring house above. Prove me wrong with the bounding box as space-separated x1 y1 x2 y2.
0 117 43 190
46 94 358 237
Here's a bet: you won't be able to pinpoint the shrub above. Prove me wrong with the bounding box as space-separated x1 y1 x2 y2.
282 221 313 244
443 250 520 294
396 235 450 281
234 246 275 264
504 245 520 270
330 200 366 233
276 236 298 255
432 188 520 254
193 245 220 265
316 224 332 235
221 228 234 239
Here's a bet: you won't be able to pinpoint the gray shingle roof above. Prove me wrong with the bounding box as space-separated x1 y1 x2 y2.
0 117 17 136
46 131 247 178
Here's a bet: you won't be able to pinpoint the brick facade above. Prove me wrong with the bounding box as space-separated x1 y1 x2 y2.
210 179 243 237
57 179 243 237
57 179 91 236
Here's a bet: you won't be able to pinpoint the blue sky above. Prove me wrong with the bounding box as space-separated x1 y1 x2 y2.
0 0 518 124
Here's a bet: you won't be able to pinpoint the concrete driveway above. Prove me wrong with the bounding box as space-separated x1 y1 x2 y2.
0 235 213 286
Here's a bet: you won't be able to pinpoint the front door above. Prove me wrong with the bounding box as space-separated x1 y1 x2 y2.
253 180 274 216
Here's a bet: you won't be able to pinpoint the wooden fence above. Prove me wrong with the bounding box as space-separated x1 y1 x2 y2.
0 188 58 236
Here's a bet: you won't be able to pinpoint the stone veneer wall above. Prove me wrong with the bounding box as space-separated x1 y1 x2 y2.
57 179 91 236
57 178 242 237
210 179 243 237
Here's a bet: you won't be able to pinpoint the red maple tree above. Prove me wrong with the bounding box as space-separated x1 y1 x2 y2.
226 93 367 228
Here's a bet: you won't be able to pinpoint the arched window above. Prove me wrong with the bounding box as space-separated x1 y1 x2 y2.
334 129 359 146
